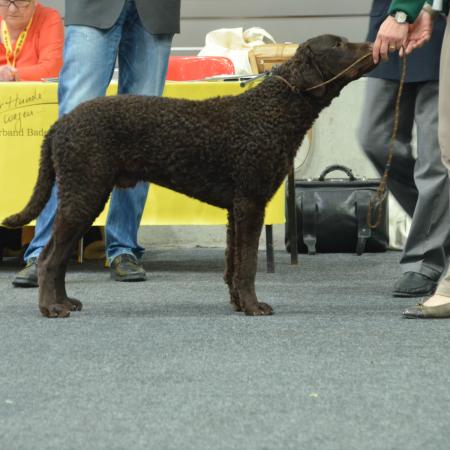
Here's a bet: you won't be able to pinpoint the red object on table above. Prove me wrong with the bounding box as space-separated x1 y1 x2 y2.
166 56 235 81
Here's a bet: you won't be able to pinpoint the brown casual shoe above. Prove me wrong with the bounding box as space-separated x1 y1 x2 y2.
110 254 146 282
12 257 38 288
403 302 450 319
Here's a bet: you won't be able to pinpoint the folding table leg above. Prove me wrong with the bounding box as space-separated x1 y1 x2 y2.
78 238 84 263
265 224 275 273
287 167 298 265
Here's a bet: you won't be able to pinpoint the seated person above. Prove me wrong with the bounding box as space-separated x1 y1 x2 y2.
0 0 63 81
0 0 63 256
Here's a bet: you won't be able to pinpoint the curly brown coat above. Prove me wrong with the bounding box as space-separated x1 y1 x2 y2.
3 34 375 318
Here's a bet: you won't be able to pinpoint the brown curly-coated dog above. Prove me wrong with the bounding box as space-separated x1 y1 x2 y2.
3 35 375 318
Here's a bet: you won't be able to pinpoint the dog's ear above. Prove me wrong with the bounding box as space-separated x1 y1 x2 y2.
295 46 327 97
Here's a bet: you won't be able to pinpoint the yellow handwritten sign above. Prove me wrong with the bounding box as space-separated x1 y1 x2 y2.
0 81 284 225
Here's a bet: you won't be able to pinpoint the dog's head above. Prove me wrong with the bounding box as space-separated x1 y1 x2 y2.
280 34 376 98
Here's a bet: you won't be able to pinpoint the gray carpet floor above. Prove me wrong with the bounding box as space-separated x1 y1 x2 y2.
0 248 449 450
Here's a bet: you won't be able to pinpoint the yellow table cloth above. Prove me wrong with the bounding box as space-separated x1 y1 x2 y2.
0 81 284 226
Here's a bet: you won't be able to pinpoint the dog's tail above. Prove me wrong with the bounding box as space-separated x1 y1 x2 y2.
2 127 56 228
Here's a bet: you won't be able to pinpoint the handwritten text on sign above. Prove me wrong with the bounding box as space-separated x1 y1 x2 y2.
0 88 56 136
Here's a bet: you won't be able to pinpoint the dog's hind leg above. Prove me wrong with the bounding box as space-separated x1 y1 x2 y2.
38 214 87 318
38 186 112 318
224 209 241 311
38 223 82 317
54 237 83 309
233 198 273 316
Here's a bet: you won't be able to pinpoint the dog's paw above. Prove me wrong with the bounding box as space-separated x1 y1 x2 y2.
63 298 83 312
39 298 83 318
244 302 273 316
39 303 72 318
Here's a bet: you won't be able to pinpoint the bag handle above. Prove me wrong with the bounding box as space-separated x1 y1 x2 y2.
318 165 356 181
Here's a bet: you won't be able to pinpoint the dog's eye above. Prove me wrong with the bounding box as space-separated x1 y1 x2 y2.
335 41 342 48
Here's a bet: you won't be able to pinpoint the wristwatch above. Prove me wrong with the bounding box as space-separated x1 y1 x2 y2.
392 11 408 24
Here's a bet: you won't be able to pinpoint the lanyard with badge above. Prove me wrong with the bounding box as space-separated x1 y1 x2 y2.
1 13 34 67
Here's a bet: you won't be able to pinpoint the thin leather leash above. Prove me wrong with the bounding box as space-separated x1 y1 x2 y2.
240 50 374 93
275 49 406 229
271 51 374 93
240 50 406 230
367 50 407 229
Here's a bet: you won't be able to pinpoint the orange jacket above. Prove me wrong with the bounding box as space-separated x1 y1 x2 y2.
0 2 63 81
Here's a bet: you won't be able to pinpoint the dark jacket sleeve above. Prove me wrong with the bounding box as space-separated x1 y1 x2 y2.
388 0 449 21
388 0 427 22
366 0 445 82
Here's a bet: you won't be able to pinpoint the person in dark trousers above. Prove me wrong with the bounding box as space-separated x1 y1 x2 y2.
359 0 450 298
12 0 181 287
373 0 450 317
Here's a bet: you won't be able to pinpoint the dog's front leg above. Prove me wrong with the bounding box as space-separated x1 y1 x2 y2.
233 198 273 316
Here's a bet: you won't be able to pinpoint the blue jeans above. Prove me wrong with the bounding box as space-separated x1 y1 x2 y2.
24 0 173 263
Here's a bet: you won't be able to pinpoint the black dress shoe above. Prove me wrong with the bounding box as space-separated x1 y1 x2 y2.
392 272 437 298
12 257 38 288
403 302 450 319
110 254 146 282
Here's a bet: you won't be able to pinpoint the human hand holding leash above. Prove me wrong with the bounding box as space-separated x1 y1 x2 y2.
373 15 409 63
373 9 435 63
403 10 434 55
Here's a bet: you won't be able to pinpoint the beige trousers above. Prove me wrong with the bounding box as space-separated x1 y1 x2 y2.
435 18 450 296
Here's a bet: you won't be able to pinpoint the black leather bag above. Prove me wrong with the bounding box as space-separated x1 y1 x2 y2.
285 165 389 255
